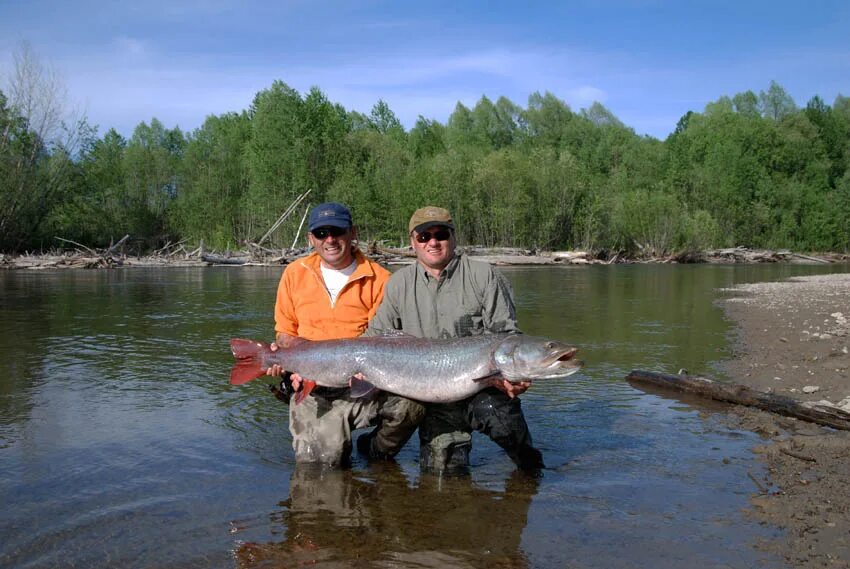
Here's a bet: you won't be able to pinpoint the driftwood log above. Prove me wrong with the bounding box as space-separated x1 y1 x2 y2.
201 253 250 265
626 370 850 431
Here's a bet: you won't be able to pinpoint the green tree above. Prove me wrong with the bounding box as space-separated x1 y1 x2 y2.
369 99 404 137
805 95 846 184
41 127 125 246
170 112 252 247
0 89 45 250
732 90 760 116
759 81 796 121
522 91 575 148
408 116 446 159
122 118 186 246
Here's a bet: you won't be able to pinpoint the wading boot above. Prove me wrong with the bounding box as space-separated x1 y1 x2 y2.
420 431 472 476
515 445 545 477
356 429 394 461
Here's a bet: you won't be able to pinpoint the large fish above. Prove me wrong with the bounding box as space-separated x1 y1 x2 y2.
229 333 582 403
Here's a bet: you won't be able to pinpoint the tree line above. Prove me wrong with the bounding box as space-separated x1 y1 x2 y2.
2 60 849 255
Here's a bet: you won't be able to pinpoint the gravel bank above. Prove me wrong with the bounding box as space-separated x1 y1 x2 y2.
719 273 850 568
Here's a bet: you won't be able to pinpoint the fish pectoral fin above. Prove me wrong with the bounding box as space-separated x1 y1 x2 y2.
293 380 317 404
472 372 503 383
349 376 378 399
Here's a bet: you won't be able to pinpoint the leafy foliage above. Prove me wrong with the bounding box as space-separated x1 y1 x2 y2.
1 81 849 254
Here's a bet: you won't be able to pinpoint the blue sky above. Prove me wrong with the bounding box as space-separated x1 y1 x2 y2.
1 0 848 140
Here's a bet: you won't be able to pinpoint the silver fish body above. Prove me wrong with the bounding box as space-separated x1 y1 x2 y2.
230 333 582 403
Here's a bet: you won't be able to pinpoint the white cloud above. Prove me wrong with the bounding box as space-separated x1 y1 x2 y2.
568 85 608 105
113 36 148 58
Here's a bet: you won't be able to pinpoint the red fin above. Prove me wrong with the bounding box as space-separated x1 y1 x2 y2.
293 380 317 404
229 338 269 385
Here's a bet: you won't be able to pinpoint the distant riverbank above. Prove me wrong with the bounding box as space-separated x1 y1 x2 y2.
2 245 848 270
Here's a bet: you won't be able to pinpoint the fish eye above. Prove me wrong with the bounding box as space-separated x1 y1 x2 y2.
545 341 556 349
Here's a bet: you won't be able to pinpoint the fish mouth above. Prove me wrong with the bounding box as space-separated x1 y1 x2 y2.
538 347 583 377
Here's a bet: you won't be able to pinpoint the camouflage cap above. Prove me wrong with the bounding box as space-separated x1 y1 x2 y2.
408 206 454 234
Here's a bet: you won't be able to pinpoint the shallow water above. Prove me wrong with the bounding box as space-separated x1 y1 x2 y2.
1 263 846 568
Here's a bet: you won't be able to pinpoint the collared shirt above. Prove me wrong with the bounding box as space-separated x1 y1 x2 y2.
366 253 520 339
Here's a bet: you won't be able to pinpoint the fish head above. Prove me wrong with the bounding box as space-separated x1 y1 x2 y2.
492 335 583 381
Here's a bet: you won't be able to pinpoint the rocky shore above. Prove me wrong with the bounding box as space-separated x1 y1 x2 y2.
719 273 850 568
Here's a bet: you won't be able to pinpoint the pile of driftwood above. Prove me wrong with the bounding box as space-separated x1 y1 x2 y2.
3 236 132 269
1 235 216 270
4 242 847 270
670 246 847 264
368 244 604 266
199 246 310 266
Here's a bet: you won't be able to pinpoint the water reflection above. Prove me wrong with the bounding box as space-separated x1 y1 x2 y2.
235 463 538 569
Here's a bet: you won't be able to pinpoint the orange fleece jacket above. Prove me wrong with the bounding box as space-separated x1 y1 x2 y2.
274 250 390 341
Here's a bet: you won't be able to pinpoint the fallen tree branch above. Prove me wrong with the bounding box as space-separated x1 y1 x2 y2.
747 471 769 494
789 252 829 264
257 189 312 247
779 447 817 463
154 238 186 256
248 242 279 255
626 369 850 431
201 253 250 265
55 237 97 256
291 202 310 250
106 234 130 255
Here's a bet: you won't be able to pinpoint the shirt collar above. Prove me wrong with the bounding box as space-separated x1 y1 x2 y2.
303 249 371 279
417 253 461 282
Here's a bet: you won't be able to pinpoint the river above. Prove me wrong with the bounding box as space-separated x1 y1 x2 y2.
1 263 847 568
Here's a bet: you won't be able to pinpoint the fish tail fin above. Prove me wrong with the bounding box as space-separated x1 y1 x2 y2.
230 339 269 385
293 380 316 404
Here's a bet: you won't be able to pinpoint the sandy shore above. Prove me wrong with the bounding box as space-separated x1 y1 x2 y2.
718 273 850 568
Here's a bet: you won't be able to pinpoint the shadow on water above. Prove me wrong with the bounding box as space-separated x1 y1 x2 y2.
1 263 847 567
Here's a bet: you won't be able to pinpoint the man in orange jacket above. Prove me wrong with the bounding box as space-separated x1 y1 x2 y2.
267 202 424 466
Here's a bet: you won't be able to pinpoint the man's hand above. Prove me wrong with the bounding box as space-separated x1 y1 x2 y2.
265 343 304 390
289 373 304 391
265 343 283 377
488 377 531 399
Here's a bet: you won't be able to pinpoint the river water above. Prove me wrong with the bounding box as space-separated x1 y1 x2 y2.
1 263 846 568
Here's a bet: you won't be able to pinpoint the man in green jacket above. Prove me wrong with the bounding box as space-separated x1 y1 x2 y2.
364 206 544 474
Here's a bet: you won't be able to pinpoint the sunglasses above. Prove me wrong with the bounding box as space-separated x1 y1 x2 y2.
415 228 452 243
311 226 348 239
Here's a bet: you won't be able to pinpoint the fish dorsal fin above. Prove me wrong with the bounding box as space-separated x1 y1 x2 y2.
349 375 379 398
372 328 413 338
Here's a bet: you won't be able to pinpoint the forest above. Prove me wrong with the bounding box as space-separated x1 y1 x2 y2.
2 50 849 256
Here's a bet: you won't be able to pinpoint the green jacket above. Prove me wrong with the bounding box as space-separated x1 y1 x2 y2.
365 254 520 339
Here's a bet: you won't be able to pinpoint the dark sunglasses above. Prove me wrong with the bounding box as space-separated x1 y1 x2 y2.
415 228 452 243
311 226 348 239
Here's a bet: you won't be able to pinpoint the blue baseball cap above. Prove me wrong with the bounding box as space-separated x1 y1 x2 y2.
308 202 353 231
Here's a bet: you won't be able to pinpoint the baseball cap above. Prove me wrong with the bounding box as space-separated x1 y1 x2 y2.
408 206 454 234
308 202 353 231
